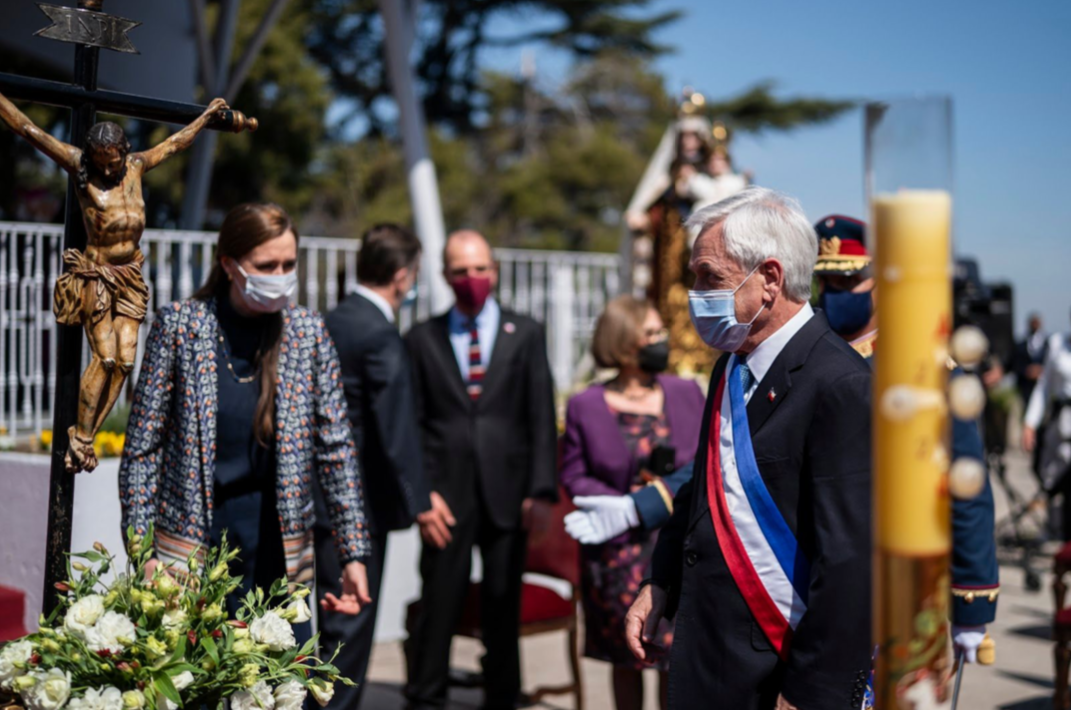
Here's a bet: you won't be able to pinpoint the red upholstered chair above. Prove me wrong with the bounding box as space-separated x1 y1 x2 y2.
1052 542 1071 708
0 585 29 642
406 491 583 709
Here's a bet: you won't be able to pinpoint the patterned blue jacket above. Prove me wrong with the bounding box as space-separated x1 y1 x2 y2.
118 297 371 583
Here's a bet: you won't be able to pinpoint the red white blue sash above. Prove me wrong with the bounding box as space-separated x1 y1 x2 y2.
706 357 810 659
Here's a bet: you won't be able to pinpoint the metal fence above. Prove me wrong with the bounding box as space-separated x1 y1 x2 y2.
0 222 622 438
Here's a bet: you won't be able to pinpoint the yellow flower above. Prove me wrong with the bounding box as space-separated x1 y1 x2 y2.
40 429 53 448
238 663 260 688
144 636 168 659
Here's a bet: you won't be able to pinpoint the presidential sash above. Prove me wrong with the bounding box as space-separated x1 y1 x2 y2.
705 357 810 659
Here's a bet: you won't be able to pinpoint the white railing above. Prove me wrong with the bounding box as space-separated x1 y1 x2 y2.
0 222 622 438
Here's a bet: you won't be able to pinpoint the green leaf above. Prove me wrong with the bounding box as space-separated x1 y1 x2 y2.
155 672 182 706
169 635 188 665
200 634 219 665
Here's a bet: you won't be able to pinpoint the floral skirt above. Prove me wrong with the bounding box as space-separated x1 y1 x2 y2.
580 532 673 671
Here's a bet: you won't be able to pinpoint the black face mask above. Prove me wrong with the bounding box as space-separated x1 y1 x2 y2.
638 340 670 373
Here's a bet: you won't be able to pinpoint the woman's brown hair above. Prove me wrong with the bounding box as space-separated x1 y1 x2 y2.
193 202 298 447
591 295 652 369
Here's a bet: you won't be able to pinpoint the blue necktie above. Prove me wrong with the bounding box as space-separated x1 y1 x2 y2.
737 358 753 397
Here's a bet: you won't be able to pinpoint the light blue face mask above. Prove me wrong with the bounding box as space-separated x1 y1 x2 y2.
402 281 419 308
688 265 766 352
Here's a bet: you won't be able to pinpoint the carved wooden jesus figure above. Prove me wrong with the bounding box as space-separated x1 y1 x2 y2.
0 91 234 472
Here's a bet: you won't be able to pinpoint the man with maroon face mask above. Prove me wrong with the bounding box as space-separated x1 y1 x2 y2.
403 230 559 710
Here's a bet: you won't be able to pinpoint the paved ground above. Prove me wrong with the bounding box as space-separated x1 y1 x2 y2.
363 449 1058 709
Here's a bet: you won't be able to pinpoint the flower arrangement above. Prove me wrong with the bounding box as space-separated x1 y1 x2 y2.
0 526 352 710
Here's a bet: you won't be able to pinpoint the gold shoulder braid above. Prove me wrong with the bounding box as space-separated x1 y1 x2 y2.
951 586 1000 604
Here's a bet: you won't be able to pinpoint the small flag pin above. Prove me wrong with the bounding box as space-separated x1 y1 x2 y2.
767 388 776 402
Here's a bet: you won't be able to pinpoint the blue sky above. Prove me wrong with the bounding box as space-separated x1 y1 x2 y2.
488 0 1071 336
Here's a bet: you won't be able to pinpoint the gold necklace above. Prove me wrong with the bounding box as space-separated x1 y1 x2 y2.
218 333 259 384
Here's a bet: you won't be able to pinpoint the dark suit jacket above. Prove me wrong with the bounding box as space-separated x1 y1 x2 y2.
404 308 558 529
318 293 431 535
651 313 873 710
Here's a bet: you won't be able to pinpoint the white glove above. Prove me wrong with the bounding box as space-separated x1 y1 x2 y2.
563 495 640 545
952 624 986 664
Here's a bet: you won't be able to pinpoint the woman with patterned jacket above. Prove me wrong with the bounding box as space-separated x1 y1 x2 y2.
119 202 371 623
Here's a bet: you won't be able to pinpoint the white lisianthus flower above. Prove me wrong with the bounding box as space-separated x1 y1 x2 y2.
68 686 123 710
161 608 187 631
63 595 106 639
23 668 71 710
286 599 312 625
86 611 137 654
273 680 306 710
249 612 296 652
160 670 196 710
0 639 34 689
230 681 275 710
171 671 194 692
307 680 334 708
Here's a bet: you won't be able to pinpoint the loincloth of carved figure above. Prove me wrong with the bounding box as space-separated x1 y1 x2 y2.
53 248 150 326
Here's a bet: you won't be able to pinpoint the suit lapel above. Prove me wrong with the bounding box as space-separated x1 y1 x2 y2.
746 313 829 436
429 314 470 404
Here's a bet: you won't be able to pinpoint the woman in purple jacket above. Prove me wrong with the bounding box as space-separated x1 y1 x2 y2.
560 296 705 710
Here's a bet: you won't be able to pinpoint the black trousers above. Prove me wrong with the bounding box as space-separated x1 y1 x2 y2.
405 502 528 710
315 530 388 710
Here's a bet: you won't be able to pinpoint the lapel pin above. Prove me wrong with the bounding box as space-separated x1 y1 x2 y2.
504 322 516 333
767 388 776 402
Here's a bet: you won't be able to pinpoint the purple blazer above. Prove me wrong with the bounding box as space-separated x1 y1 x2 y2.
560 375 706 501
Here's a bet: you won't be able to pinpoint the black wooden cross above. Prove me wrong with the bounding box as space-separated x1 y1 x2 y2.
0 0 251 615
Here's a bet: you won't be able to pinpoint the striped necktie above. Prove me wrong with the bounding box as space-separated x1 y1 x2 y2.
467 319 484 400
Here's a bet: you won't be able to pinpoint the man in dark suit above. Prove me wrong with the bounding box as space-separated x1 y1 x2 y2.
314 223 432 709
626 188 873 710
1014 313 1048 411
403 229 558 710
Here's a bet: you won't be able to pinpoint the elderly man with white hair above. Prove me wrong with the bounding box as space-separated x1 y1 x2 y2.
625 187 873 710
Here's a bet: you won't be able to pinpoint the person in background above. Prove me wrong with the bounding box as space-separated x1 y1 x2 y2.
1015 313 1049 478
314 224 432 709
119 202 371 633
403 230 558 710
560 296 704 710
812 215 878 359
1016 313 1049 408
1025 309 1071 539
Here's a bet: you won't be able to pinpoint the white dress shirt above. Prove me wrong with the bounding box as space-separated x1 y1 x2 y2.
448 298 500 381
1026 332 1071 428
731 303 815 403
354 284 396 324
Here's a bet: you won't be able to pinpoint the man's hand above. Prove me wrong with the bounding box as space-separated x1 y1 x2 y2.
952 624 987 664
417 491 456 549
625 583 667 662
564 495 640 545
1023 426 1036 452
320 560 372 615
1027 363 1044 380
774 695 799 710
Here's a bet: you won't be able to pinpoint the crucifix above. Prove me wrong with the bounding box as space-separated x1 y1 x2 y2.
0 0 257 615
